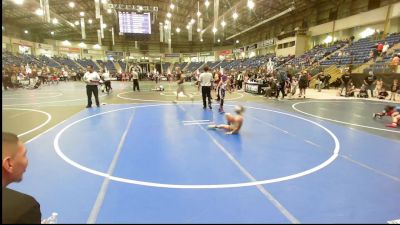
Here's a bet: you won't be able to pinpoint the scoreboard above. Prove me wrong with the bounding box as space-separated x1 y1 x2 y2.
118 11 151 34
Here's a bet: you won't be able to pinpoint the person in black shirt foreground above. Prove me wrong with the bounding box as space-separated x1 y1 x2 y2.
2 132 41 224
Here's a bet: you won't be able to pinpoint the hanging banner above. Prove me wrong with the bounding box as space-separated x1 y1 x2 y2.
213 0 219 29
246 43 257 51
95 0 101 19
12 38 33 47
217 49 232 55
97 29 102 45
200 52 213 56
36 43 53 51
105 51 124 56
182 53 197 57
100 15 104 38
81 18 86 39
111 27 115 45
164 53 180 58
188 25 192 41
159 23 164 42
59 47 80 53
41 0 51 23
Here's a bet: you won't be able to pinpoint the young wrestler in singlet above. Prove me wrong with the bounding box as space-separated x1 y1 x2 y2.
208 105 244 134
373 105 400 128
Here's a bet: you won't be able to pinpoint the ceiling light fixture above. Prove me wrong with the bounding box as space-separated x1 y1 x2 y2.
247 0 255 9
197 11 201 17
35 8 44 16
74 21 79 25
80 12 85 17
52 18 58 24
62 40 71 46
232 12 238 20
107 9 112 14
167 12 172 18
212 27 217 33
14 0 24 5
50 31 54 35
236 40 239 43
170 3 175 10
68 2 75 8
190 18 195 24
176 27 180 33
221 20 226 27
88 19 93 24
205 0 210 7
24 30 28 34
78 42 87 48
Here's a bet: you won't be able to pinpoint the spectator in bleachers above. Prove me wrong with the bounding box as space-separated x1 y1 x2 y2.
391 53 399 72
372 46 379 61
377 42 384 55
374 78 384 97
389 79 398 101
369 50 375 61
381 42 390 56
346 81 356 97
377 87 389 100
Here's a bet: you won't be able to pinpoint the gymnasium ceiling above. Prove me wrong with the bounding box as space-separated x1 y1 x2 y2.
2 0 393 50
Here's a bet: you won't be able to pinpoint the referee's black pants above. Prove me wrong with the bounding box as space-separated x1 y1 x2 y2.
133 79 140 91
201 86 212 108
86 85 100 107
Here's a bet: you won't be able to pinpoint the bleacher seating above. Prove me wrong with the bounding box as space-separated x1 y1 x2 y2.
118 60 126 72
105 60 116 73
320 33 400 67
161 62 170 72
186 62 204 72
76 59 99 70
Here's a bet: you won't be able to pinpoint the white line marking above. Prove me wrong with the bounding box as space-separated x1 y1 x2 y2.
180 106 299 223
304 140 321 148
53 103 340 189
87 111 135 224
340 155 400 182
3 108 52 137
248 114 324 149
247 115 289 134
26 120 67 144
3 94 107 107
183 122 214 126
292 101 400 133
117 91 244 102
183 119 210 123
2 92 63 99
